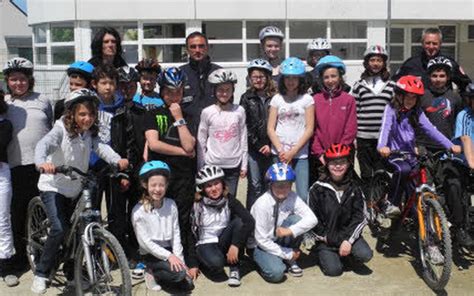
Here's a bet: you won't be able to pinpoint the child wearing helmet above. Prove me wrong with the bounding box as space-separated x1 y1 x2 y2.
267 57 314 201
190 165 254 287
310 55 357 185
307 144 373 277
118 65 139 102
306 38 332 92
240 59 277 209
456 83 474 170
133 58 164 110
197 69 248 197
377 75 461 219
259 26 284 79
144 66 199 280
251 162 317 283
131 160 195 292
3 57 53 272
31 89 128 294
0 90 17 287
351 46 395 190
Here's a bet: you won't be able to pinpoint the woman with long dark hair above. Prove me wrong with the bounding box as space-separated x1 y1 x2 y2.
89 27 127 68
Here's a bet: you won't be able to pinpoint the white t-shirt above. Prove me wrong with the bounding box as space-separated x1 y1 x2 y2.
270 93 314 159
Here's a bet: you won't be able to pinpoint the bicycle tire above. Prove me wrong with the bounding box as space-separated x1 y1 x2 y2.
366 171 391 228
26 196 49 272
418 195 452 291
74 228 131 296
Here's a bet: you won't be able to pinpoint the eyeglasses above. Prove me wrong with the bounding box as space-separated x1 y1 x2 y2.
250 76 267 81
189 44 206 49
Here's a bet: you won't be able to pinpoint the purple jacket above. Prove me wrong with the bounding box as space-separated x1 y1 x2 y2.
377 105 453 154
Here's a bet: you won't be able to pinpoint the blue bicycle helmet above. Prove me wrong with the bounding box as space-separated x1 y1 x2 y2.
67 61 94 80
315 55 346 75
139 161 171 181
265 163 296 182
280 57 306 76
158 67 186 89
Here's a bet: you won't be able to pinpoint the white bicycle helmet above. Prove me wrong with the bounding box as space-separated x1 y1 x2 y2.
427 56 453 73
259 26 284 42
64 88 99 108
3 57 33 75
364 45 388 60
208 69 238 85
307 38 332 51
247 58 273 74
196 165 225 188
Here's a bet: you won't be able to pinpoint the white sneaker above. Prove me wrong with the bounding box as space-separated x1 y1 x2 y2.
227 267 241 287
144 269 161 291
31 275 48 294
287 261 303 277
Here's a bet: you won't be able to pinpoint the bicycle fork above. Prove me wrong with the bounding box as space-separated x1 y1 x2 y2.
81 222 110 285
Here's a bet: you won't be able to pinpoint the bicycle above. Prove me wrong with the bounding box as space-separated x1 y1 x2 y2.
26 165 132 295
365 168 392 235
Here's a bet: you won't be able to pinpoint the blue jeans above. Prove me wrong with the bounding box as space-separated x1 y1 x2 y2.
222 167 240 198
144 254 193 290
246 150 272 210
272 157 309 202
35 191 75 278
253 215 302 283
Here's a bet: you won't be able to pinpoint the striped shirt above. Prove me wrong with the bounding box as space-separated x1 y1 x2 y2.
352 78 395 139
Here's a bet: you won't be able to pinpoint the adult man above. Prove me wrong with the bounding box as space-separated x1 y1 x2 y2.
180 32 221 135
393 27 471 91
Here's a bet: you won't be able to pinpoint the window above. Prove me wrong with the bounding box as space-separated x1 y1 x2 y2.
91 22 139 64
34 24 47 44
143 24 185 39
141 22 186 63
51 26 74 42
142 45 186 63
34 47 47 65
33 23 75 66
468 25 474 41
331 21 367 39
203 21 243 63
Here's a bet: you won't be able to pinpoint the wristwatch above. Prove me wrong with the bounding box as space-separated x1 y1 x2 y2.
173 118 187 127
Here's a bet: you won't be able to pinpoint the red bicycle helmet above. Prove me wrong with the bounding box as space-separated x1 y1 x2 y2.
324 144 351 160
396 75 424 96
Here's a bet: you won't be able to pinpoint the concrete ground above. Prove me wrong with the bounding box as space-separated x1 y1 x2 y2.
2 179 474 295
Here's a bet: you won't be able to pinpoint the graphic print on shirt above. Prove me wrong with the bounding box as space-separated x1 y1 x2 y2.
98 110 113 143
425 97 452 119
155 114 169 135
213 122 239 143
278 106 301 151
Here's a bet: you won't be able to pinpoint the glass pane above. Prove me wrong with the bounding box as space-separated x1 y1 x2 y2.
123 45 138 64
203 21 242 40
390 28 404 43
208 44 242 62
332 43 366 60
411 28 423 43
91 22 139 41
143 24 185 39
289 43 309 60
246 21 285 39
469 25 474 40
389 45 404 61
246 43 286 61
123 26 138 41
290 21 326 39
142 45 187 63
439 26 456 43
52 46 75 65
34 25 47 43
389 62 402 75
331 21 366 39
411 45 422 56
35 47 47 65
18 48 33 62
51 26 74 42
442 46 456 58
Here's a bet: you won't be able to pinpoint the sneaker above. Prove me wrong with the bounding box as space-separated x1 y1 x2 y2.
427 245 444 265
31 275 48 294
144 269 161 291
456 228 474 248
227 267 241 287
287 261 303 277
132 262 145 279
384 203 401 219
302 231 317 251
3 274 19 287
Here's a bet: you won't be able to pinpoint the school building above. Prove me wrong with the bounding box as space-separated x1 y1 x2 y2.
27 0 474 99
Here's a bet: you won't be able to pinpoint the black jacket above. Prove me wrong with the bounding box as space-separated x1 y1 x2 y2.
180 56 221 136
239 89 272 152
0 119 12 163
88 55 128 69
308 178 367 247
392 51 471 91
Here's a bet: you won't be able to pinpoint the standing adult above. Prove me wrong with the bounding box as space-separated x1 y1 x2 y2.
88 27 128 68
393 27 471 91
180 32 221 136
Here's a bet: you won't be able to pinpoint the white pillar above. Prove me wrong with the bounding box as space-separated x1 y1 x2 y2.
74 20 91 61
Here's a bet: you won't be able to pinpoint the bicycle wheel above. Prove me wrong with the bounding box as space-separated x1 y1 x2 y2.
418 194 452 291
366 171 391 227
74 228 131 296
26 196 49 271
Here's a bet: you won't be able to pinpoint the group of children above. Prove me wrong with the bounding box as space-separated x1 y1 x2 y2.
0 24 473 293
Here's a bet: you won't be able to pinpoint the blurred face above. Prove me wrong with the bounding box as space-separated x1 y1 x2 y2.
283 76 299 93
422 33 441 58
263 37 282 61
367 55 385 75
7 72 29 97
215 82 234 105
327 158 350 182
139 72 158 94
307 50 328 68
69 75 88 92
249 69 267 91
270 181 292 201
322 67 341 91
74 103 95 132
102 33 117 58
402 92 419 110
161 86 183 105
146 175 168 204
187 36 208 62
429 69 448 89
118 81 138 101
203 179 224 199
93 77 116 102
